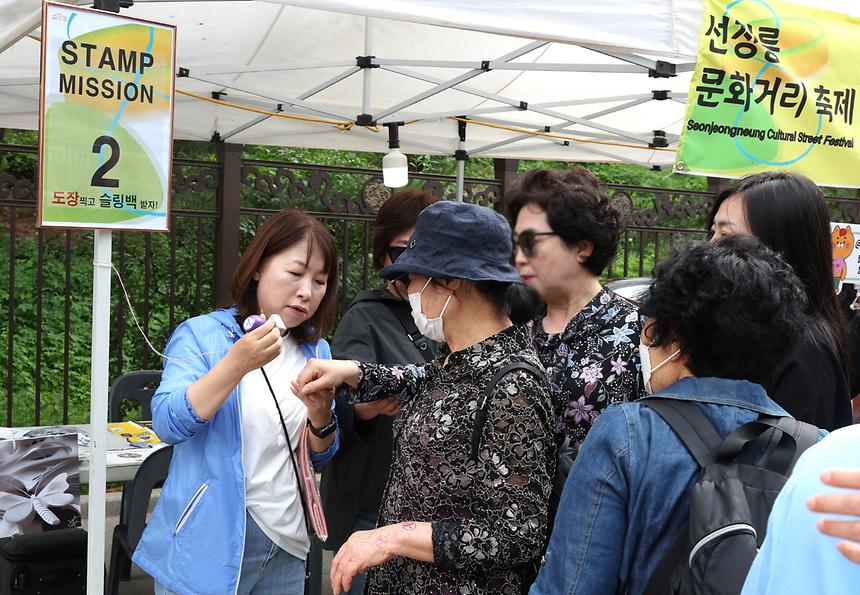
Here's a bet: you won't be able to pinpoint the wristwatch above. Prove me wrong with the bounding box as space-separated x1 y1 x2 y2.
308 415 337 439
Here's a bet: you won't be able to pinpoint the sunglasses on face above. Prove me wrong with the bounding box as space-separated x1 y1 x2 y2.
512 230 557 258
386 245 407 263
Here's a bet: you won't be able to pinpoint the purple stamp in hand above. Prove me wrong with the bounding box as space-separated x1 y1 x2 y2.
242 314 287 335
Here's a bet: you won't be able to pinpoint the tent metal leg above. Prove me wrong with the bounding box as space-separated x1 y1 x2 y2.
362 17 373 114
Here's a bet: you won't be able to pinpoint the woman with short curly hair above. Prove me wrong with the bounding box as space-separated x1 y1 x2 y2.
507 167 643 462
531 235 815 595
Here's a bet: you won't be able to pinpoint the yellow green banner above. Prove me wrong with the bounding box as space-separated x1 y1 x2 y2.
38 2 176 230
676 0 860 188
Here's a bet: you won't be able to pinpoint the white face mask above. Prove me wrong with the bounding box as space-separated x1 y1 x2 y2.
639 342 681 394
408 278 453 343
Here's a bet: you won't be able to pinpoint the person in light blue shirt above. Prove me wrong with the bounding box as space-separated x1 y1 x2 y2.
812 466 860 564
530 235 814 595
742 424 860 594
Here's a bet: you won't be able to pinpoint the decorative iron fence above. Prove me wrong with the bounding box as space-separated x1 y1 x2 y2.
0 142 504 425
4 140 860 425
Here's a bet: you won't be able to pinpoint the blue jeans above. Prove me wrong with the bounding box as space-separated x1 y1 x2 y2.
155 511 306 595
335 510 378 595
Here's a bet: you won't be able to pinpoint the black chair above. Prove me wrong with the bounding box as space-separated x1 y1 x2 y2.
108 370 162 423
107 370 162 586
106 445 173 595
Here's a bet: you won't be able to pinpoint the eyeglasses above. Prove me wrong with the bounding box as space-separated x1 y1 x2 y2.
386 246 407 263
512 231 557 258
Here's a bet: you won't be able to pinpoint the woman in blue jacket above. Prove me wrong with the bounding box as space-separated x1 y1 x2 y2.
134 209 341 595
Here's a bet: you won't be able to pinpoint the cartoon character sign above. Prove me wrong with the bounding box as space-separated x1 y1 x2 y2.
832 225 855 293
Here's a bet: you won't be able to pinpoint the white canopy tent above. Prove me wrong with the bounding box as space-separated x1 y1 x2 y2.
0 0 709 170
2 0 857 168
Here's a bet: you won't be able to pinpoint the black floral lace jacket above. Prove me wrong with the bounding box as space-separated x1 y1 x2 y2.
532 288 645 460
353 325 555 594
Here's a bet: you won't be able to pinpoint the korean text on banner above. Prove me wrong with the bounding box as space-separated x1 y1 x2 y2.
38 2 176 230
675 0 860 188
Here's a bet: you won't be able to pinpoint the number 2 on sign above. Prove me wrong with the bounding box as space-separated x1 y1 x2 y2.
91 136 120 188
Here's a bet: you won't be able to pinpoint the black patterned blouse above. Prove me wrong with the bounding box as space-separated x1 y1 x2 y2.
532 288 645 460
352 325 555 595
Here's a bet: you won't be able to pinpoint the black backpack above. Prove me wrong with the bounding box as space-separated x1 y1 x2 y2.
641 398 819 595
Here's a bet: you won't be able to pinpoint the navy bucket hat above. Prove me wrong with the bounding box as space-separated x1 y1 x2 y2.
379 201 521 283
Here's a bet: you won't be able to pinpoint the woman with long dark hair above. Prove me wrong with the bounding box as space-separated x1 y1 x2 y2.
709 171 852 429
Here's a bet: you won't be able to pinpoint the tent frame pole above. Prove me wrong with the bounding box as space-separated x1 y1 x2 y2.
185 72 355 120
372 40 546 121
373 58 645 73
455 119 467 201
221 67 360 140
376 64 652 144
362 17 373 114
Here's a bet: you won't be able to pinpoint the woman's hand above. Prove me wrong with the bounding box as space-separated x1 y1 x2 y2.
330 521 434 593
808 469 860 564
330 526 397 594
293 359 360 396
187 318 282 421
354 397 402 421
292 359 359 452
293 384 335 429
227 318 283 376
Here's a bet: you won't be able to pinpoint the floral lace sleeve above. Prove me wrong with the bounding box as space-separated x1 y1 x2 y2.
430 368 554 570
352 362 432 406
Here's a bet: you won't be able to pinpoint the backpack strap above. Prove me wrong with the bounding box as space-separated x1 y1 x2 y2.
718 415 819 475
643 398 721 467
640 399 723 595
382 300 435 363
642 521 690 595
470 361 547 459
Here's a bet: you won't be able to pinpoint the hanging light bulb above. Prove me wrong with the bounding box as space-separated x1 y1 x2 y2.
383 123 408 188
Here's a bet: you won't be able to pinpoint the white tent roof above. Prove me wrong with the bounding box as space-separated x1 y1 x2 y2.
0 0 857 166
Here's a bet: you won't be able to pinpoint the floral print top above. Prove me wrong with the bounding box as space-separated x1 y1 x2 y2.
352 325 555 595
531 288 644 460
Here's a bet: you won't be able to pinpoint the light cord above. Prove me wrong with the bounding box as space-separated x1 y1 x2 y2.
94 260 230 363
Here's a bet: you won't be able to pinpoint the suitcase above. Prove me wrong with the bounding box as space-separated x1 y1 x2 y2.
0 528 86 594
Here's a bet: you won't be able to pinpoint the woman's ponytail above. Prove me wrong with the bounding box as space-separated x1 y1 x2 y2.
505 282 545 325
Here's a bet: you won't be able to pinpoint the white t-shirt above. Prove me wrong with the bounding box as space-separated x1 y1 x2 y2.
239 336 309 560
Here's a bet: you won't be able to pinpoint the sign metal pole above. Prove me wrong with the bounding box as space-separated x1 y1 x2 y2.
87 229 112 594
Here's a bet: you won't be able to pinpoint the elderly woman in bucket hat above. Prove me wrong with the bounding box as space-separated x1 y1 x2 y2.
295 201 556 595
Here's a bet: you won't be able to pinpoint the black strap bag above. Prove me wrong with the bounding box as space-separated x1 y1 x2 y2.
642 398 819 595
0 528 87 594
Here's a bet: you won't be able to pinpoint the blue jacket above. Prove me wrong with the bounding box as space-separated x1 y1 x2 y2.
530 376 824 595
133 307 338 595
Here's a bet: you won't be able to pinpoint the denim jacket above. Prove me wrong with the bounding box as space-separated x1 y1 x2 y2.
133 307 338 595
530 376 801 595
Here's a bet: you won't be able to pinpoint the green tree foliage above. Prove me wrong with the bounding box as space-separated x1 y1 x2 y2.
2 130 707 425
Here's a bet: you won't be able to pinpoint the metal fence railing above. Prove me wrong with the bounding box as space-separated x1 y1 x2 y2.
4 141 860 425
